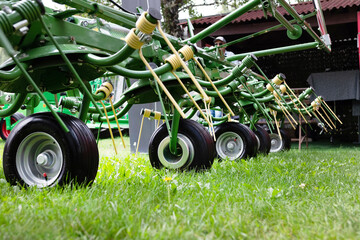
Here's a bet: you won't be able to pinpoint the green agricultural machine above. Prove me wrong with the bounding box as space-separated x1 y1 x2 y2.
0 0 340 188
0 77 129 140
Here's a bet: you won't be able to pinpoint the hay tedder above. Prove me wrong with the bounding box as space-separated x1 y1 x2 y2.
0 0 341 187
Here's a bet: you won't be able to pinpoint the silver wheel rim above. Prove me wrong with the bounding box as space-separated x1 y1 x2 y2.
16 132 64 187
158 133 194 169
216 131 244 160
269 133 284 153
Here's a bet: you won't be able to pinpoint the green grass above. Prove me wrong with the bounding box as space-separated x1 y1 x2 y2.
0 137 360 239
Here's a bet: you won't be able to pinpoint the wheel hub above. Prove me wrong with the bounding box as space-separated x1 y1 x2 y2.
157 133 194 169
216 131 244 160
36 151 56 167
226 141 236 150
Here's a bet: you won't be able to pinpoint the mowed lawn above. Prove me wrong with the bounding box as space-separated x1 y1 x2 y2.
0 137 359 239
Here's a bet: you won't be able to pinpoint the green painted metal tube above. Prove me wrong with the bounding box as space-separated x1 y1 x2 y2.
91 91 106 102
107 63 173 79
211 115 229 122
78 92 91 122
53 0 137 29
206 12 316 51
78 82 92 122
91 101 132 122
185 108 198 120
268 88 313 112
186 0 261 44
236 91 275 103
277 0 331 53
169 109 181 155
202 79 271 100
84 45 135 66
0 64 26 80
284 87 313 107
199 117 227 127
203 85 233 97
88 94 128 114
227 42 318 61
238 76 273 121
240 89 270 98
187 18 195 37
0 93 27 118
52 9 83 19
273 9 299 37
197 74 235 88
269 103 313 115
198 55 256 87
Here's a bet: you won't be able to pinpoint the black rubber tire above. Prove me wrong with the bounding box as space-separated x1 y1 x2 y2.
268 128 291 153
3 112 99 188
215 122 257 161
149 118 215 171
253 124 271 155
0 113 25 141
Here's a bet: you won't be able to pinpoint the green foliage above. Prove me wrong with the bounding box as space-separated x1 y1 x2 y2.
1 138 360 239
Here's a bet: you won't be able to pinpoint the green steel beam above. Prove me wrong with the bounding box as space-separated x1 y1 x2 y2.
205 12 316 51
227 42 319 61
185 0 261 44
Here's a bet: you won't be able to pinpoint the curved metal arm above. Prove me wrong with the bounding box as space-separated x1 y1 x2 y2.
83 45 136 66
0 93 27 117
197 74 235 88
239 90 273 101
0 63 28 81
269 103 312 114
87 94 128 114
107 63 173 79
91 101 132 122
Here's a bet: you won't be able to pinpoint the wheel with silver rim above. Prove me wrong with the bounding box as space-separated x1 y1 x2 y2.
3 112 99 188
215 122 257 161
15 132 64 187
149 119 214 171
253 124 271 155
269 133 284 153
157 133 194 169
268 128 291 153
216 131 244 161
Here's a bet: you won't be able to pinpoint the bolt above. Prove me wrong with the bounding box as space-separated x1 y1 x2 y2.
26 85 34 92
19 26 28 36
5 95 12 103
3 6 12 14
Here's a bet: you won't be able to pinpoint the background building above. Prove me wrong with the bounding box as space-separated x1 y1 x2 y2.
182 0 360 143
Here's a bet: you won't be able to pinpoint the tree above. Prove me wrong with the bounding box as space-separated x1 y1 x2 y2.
160 0 244 37
160 0 189 38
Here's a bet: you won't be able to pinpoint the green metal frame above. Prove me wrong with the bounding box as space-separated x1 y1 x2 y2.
0 0 337 164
